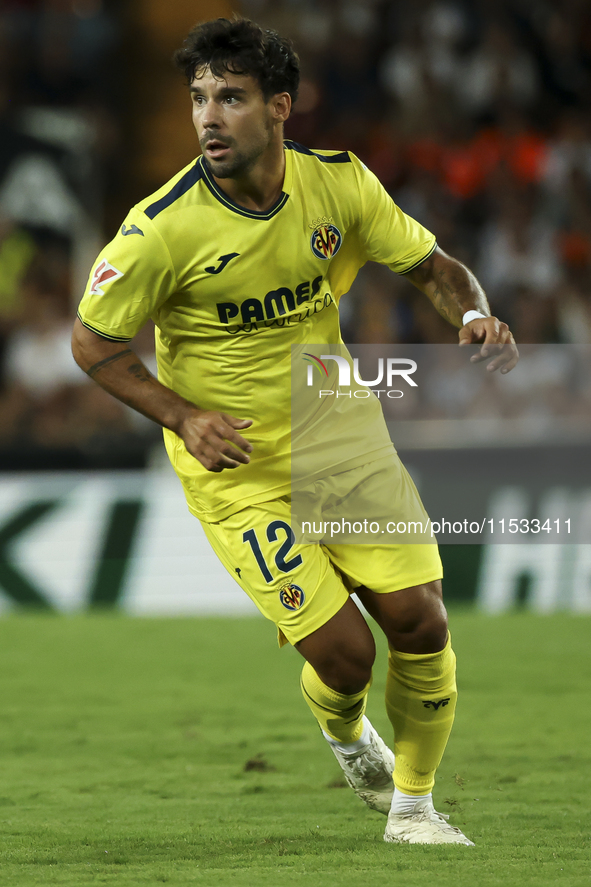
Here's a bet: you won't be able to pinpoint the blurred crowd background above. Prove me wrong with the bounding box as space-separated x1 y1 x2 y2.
1 0 590 469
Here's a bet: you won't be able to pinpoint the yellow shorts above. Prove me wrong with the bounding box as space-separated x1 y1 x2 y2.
200 460 442 647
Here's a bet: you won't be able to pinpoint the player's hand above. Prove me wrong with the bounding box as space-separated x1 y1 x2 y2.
458 316 519 374
178 409 253 472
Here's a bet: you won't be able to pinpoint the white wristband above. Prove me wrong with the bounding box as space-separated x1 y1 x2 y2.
462 310 488 326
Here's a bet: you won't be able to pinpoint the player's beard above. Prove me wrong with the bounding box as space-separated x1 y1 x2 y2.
200 123 272 179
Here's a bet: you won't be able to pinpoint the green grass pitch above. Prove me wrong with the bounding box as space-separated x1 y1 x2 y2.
0 610 589 886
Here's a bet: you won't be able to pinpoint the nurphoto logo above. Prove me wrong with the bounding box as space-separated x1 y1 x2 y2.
302 353 418 399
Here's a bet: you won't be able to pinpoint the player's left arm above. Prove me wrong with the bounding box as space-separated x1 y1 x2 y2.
403 245 519 373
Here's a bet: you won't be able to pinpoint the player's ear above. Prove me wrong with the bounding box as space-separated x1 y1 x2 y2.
271 92 291 123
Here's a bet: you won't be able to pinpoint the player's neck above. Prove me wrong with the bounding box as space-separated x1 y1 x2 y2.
211 139 286 213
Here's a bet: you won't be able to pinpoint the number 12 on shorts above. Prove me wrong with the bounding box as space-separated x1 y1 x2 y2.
242 521 303 583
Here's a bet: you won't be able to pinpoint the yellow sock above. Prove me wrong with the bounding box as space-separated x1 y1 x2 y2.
385 633 457 795
300 661 371 744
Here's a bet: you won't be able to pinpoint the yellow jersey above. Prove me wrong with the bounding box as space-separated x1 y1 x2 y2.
77 141 436 521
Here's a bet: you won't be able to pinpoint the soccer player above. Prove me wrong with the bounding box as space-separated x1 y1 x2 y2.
71 18 517 845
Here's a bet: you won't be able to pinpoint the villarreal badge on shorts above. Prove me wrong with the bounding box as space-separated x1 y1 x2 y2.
279 583 306 611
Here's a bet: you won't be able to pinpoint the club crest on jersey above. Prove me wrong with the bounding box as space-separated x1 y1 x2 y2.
310 217 342 260
279 583 305 611
90 259 124 295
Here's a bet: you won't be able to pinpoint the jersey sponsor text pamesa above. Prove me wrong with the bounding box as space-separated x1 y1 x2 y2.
216 275 332 334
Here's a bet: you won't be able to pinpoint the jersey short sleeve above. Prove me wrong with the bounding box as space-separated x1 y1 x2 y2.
350 154 437 274
77 207 176 341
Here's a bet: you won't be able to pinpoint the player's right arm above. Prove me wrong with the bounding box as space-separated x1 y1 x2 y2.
73 206 252 472
72 319 252 472
72 318 252 471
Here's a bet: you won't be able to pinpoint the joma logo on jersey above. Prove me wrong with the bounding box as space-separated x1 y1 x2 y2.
205 252 240 274
311 223 342 260
90 260 124 295
217 275 323 324
279 583 305 611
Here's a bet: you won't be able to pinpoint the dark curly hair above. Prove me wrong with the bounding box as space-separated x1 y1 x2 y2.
173 17 300 104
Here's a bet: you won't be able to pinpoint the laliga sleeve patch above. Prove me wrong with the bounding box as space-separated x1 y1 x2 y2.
90 259 124 295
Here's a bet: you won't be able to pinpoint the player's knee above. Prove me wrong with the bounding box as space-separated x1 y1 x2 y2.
401 589 448 651
296 597 375 694
312 644 375 696
379 583 449 653
325 662 373 696
416 607 448 652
